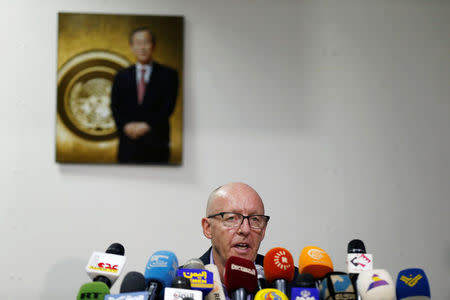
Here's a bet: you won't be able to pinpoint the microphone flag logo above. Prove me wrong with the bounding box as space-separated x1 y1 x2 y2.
263 291 282 300
274 250 292 270
307 249 325 261
400 274 423 287
367 274 389 291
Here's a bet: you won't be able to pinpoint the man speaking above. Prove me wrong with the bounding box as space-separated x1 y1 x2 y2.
111 27 178 163
200 183 270 283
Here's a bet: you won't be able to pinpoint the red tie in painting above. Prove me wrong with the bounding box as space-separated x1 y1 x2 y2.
138 67 146 105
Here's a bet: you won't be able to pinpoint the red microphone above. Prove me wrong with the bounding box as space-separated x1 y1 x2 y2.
224 256 258 300
263 247 295 295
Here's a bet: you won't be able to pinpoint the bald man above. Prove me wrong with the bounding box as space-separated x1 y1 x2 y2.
200 182 270 282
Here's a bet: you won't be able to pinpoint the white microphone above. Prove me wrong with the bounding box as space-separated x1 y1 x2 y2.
204 264 226 300
86 243 126 288
357 269 395 300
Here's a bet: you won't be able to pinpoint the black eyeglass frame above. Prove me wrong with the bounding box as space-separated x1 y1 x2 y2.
207 212 270 229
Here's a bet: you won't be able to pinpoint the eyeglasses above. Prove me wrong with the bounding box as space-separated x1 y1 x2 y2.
207 212 270 230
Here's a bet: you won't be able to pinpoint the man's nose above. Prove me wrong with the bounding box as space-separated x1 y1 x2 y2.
238 217 251 234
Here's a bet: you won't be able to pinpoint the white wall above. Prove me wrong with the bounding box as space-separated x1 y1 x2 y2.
1 0 449 298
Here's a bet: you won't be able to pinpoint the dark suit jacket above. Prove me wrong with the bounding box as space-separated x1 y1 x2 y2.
199 247 265 267
110 62 178 163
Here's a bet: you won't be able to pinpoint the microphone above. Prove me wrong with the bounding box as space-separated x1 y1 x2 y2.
346 239 373 299
121 271 147 292
223 256 258 300
263 247 295 295
254 289 288 300
396 268 431 299
172 276 192 289
77 282 110 300
318 272 356 300
204 264 226 300
105 271 151 300
164 276 203 300
145 250 179 300
290 273 320 300
85 243 126 288
356 269 395 300
298 246 333 280
346 239 373 275
255 264 267 291
183 258 205 269
177 259 214 295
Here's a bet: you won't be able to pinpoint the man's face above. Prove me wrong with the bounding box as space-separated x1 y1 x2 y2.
202 186 266 266
130 30 154 64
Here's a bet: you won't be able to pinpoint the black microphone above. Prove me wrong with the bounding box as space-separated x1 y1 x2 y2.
120 271 147 293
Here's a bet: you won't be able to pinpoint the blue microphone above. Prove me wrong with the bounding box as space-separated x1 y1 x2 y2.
291 273 319 300
144 250 179 300
396 268 431 299
319 272 356 300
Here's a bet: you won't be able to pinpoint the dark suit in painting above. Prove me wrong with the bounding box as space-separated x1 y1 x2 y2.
111 62 178 163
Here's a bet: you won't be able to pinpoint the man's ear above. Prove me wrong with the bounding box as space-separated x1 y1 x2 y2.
202 218 212 239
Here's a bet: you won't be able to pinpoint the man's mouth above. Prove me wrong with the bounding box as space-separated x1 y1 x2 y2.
234 243 250 250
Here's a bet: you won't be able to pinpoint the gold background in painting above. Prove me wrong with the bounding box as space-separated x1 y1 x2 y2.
56 13 184 164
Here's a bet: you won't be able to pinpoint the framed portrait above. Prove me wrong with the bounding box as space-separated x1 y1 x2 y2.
56 13 183 165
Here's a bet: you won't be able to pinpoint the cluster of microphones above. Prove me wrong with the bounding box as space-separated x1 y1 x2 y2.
77 239 431 300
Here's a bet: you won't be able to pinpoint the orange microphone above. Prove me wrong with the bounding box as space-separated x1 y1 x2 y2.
298 246 333 280
263 247 295 295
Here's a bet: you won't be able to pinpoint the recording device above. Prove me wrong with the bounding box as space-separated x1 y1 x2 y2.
396 268 431 299
290 273 320 300
319 272 356 300
263 247 295 295
120 271 147 292
105 271 150 300
164 276 202 300
254 289 288 300
144 250 179 300
298 246 333 280
347 239 373 275
223 256 258 300
177 268 214 294
255 264 267 291
85 243 126 288
77 282 110 300
204 264 226 300
172 276 192 289
356 269 395 300
183 258 205 270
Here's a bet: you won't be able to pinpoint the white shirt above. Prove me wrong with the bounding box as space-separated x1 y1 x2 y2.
136 63 152 84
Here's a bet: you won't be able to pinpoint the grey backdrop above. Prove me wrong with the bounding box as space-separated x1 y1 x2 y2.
0 0 448 299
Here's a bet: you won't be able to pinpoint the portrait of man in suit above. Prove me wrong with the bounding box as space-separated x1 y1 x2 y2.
110 27 179 164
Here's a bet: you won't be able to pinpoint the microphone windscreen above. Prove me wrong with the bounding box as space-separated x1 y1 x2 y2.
357 269 395 300
347 239 366 254
120 271 146 293
144 250 179 289
205 264 226 300
396 268 431 299
106 243 125 255
263 247 295 283
294 273 316 288
299 246 333 280
319 272 356 300
254 289 288 300
172 276 192 289
184 258 205 269
224 256 258 294
77 282 110 300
